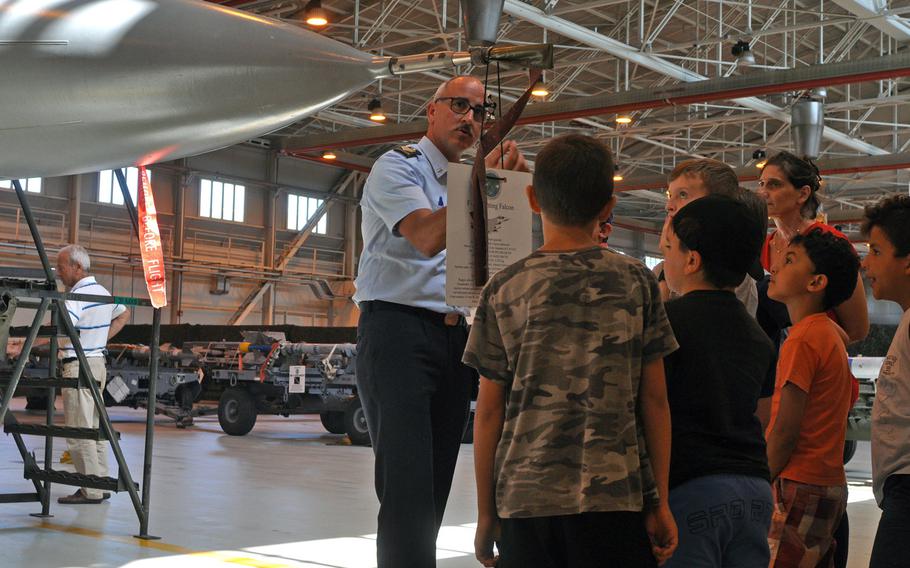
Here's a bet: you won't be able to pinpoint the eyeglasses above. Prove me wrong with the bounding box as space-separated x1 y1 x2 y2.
434 97 496 122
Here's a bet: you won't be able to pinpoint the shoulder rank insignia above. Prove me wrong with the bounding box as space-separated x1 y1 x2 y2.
393 145 422 158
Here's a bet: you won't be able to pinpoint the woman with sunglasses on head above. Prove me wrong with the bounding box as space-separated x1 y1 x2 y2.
756 151 869 345
755 151 868 568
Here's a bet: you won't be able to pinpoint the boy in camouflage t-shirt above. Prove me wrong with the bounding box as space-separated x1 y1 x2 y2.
465 135 679 568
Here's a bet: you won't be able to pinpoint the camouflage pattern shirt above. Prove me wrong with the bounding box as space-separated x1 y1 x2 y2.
464 247 678 518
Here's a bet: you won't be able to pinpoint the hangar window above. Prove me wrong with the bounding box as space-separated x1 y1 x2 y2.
0 178 42 193
98 167 148 205
643 255 663 271
287 194 327 235
200 178 245 222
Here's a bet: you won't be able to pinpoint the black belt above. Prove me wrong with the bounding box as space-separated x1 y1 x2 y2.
62 355 104 364
360 300 466 327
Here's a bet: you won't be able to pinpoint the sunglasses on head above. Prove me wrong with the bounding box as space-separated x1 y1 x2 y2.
435 96 496 122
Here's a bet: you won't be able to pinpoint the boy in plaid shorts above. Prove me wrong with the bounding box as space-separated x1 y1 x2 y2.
764 229 859 566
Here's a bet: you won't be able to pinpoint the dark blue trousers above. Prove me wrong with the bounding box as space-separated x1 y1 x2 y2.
664 474 772 568
871 474 910 568
356 301 473 568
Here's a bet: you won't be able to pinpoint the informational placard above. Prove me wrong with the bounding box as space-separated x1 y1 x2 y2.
446 163 534 307
288 365 306 393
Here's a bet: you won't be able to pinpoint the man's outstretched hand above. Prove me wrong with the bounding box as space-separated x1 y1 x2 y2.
485 140 529 172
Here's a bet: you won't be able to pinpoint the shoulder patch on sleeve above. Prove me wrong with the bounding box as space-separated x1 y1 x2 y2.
393 145 422 158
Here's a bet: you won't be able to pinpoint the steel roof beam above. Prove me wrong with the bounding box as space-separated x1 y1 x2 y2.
831 0 910 42
279 51 910 153
615 152 910 193
501 0 885 156
287 145 910 203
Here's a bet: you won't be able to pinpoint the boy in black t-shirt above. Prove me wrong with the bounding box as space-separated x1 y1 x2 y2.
660 195 776 568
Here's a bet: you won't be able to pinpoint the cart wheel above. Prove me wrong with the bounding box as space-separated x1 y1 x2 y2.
344 397 371 446
320 411 346 434
218 387 257 436
843 439 858 464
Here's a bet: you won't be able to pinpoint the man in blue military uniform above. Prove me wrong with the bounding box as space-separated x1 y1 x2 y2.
354 75 526 567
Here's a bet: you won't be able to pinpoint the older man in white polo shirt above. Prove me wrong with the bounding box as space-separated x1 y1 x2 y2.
56 244 130 504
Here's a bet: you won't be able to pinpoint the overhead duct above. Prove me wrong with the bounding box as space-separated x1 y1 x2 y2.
791 98 826 159
461 0 505 47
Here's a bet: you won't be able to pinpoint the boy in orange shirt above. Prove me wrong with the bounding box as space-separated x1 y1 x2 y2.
765 228 860 567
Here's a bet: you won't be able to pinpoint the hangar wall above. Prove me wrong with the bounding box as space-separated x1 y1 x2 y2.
0 143 360 328
2 142 665 330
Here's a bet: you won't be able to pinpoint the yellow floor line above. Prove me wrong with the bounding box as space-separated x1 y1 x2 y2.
37 522 295 567
190 552 293 568
37 521 196 554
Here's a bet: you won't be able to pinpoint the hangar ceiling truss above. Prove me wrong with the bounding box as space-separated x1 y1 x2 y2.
208 0 910 227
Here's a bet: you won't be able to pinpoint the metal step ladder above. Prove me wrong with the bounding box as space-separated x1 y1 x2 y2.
0 298 140 516
0 177 162 539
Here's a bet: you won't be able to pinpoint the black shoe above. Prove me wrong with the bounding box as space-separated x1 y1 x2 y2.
58 490 102 505
24 396 48 411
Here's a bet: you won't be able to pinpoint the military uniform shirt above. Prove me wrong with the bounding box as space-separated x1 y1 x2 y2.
464 247 679 518
353 136 466 315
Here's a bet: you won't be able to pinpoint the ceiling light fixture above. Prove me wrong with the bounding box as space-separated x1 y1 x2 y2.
322 150 337 160
303 0 328 27
732 39 755 68
615 115 632 125
367 98 386 122
531 78 549 98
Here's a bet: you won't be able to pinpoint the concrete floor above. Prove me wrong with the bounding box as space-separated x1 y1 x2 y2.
0 400 882 568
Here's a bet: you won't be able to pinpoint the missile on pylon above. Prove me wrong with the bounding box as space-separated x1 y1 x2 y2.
0 0 551 180
0 0 386 179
